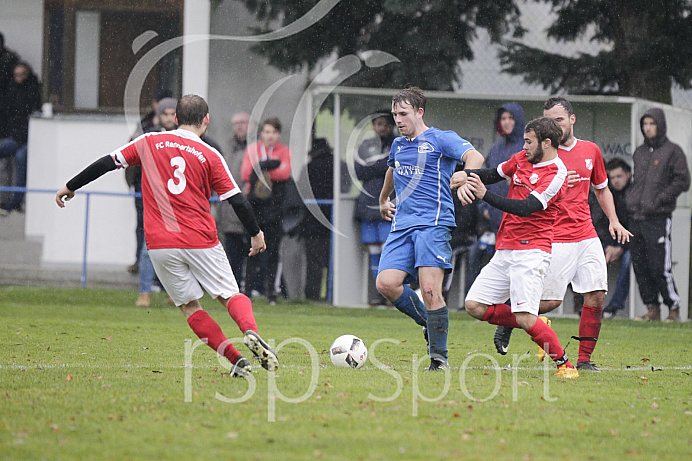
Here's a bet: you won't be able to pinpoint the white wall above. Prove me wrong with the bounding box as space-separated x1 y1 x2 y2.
182 0 210 99
0 0 43 76
25 115 136 268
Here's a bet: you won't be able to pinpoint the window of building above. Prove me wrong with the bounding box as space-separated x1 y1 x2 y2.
44 0 183 112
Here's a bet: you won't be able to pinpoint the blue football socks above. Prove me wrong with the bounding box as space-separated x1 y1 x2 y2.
426 306 449 361
393 285 428 327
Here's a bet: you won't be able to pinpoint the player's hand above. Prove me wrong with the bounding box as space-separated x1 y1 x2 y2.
609 221 632 244
380 200 395 221
567 170 579 187
249 230 266 257
604 245 624 263
466 173 487 200
456 183 475 205
56 187 75 208
450 171 468 189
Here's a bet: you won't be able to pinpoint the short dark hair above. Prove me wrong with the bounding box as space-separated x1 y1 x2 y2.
606 157 631 174
544 96 574 116
392 86 426 112
525 117 562 149
261 116 282 133
175 94 208 127
372 109 394 126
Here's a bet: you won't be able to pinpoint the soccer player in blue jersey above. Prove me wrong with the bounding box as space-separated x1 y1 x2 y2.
376 86 484 371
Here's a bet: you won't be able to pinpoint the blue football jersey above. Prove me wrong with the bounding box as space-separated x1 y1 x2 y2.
387 127 474 231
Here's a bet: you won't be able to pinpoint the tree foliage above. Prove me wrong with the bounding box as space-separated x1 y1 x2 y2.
500 0 692 104
237 0 524 90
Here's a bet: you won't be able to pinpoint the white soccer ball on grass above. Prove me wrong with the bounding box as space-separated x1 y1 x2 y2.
329 334 368 369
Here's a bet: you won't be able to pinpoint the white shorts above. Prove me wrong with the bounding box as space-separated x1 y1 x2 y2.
541 237 608 301
466 249 551 315
148 243 239 306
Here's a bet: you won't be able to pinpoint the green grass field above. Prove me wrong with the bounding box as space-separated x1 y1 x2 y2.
1 287 690 460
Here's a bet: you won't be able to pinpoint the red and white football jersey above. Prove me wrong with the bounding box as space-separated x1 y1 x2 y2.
112 129 240 250
554 139 608 243
495 150 568 253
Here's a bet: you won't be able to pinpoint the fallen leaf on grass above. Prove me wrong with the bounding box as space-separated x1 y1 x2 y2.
641 358 650 363
651 403 659 409
66 375 73 381
609 429 619 437
640 377 648 382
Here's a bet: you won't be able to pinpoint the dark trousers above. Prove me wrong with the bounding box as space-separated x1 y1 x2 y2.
245 222 282 299
629 217 680 309
304 236 330 300
223 232 249 290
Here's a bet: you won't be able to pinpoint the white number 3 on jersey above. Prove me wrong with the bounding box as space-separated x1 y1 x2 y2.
167 156 187 195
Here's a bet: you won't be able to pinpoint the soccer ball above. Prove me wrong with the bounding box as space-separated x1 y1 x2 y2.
329 335 368 369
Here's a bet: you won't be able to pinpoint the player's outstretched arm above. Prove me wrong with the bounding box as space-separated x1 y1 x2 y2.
55 155 117 208
467 173 543 217
593 186 632 244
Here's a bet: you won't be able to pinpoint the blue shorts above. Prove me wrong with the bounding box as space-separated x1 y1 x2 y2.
378 226 453 283
361 221 391 244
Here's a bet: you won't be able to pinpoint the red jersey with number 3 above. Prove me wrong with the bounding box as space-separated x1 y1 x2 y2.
495 151 568 252
553 139 608 243
112 129 240 250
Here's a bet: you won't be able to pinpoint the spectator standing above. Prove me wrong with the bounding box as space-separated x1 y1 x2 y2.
298 138 350 300
216 111 252 288
354 110 396 304
626 108 690 322
591 158 632 318
0 32 20 138
241 117 292 304
0 62 41 215
56 94 278 378
135 97 178 307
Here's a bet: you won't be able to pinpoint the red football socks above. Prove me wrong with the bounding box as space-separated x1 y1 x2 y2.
226 293 258 333
187 310 242 364
526 318 571 366
578 305 603 364
481 304 522 329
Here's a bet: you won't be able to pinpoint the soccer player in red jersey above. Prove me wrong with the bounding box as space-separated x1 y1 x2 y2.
56 94 278 378
455 117 578 377
492 97 631 372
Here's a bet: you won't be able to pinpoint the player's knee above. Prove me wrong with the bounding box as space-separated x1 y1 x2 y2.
538 300 561 314
583 291 605 307
375 275 397 299
465 300 485 319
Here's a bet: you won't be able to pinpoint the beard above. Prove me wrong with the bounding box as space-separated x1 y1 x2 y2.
560 128 571 144
527 144 544 164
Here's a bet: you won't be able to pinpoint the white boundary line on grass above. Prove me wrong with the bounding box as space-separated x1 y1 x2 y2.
1 363 691 372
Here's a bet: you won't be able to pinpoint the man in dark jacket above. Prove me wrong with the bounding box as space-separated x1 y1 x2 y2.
626 108 690 322
590 157 631 317
0 62 41 215
354 110 395 304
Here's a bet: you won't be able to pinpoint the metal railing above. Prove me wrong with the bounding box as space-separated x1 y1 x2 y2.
0 186 335 295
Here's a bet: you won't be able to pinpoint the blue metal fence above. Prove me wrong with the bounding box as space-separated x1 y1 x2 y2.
0 186 334 298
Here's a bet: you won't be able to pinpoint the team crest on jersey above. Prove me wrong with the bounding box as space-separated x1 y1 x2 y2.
585 158 593 170
418 142 434 154
395 160 401 168
529 173 539 184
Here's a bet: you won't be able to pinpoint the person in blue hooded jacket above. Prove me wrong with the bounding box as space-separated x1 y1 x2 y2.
466 103 525 291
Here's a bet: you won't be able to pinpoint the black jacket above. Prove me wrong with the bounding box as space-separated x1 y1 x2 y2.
590 182 630 248
625 108 690 220
354 134 394 222
4 72 41 144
